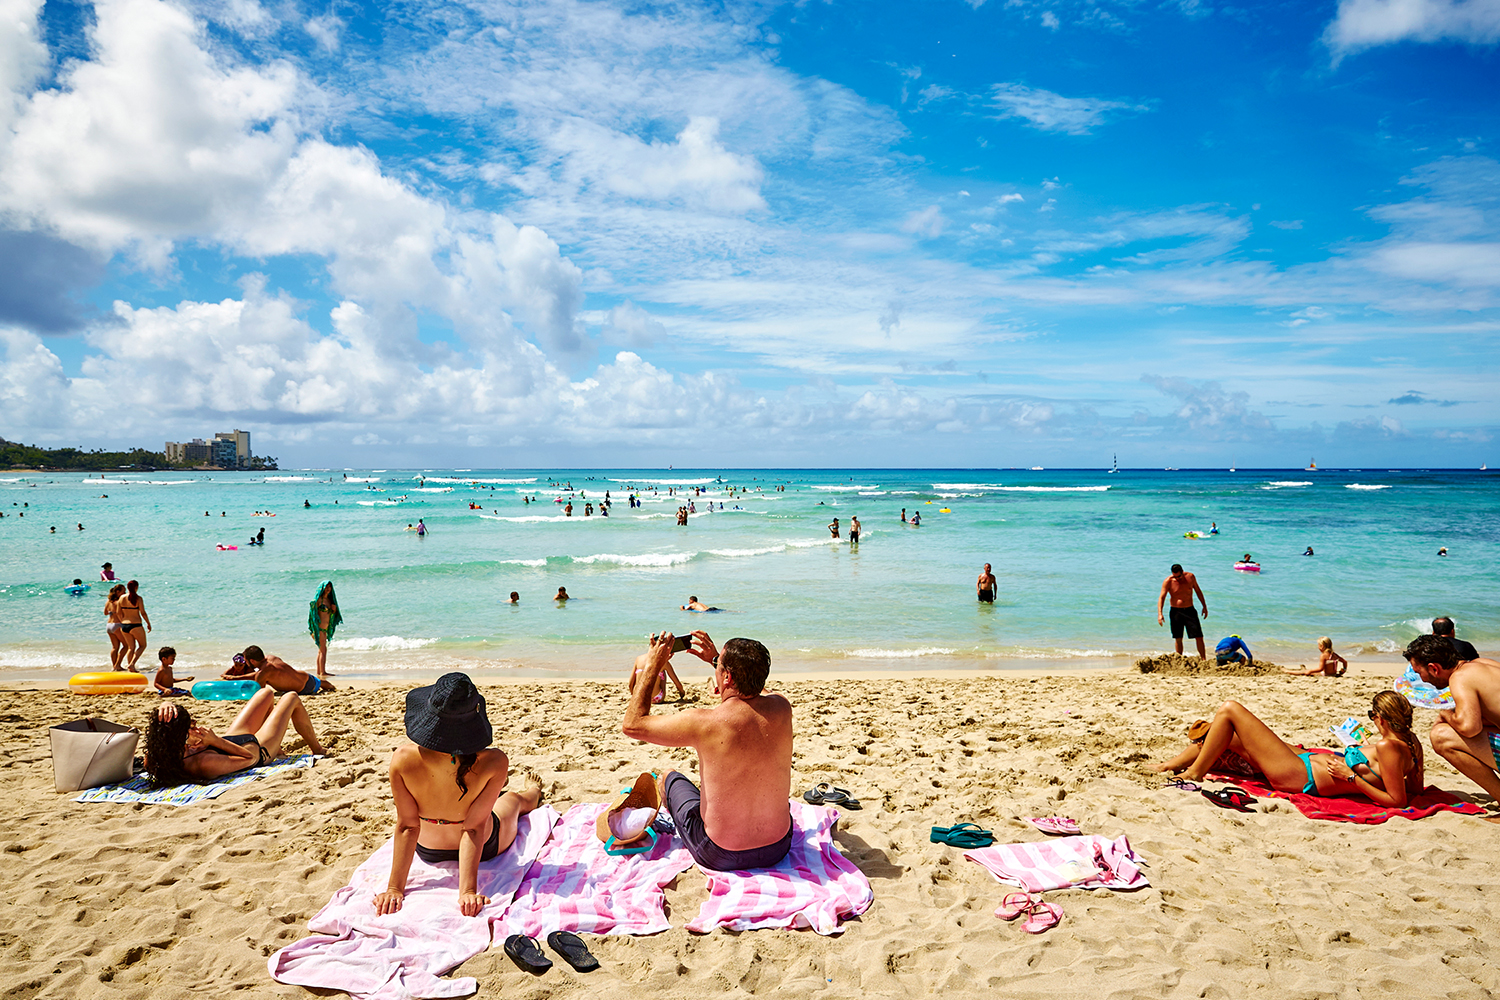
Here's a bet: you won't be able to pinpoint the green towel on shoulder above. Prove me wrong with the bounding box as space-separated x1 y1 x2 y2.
309 580 343 644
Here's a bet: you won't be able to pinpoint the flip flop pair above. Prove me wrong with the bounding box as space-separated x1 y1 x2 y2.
930 822 995 849
803 783 862 809
1027 816 1080 836
1201 785 1257 812
503 932 598 974
996 891 1062 933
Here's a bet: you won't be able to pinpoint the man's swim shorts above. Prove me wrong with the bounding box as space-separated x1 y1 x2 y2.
1169 606 1203 640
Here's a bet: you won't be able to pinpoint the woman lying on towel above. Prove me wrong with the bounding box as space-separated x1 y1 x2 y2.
1155 691 1424 807
144 688 326 787
374 672 544 918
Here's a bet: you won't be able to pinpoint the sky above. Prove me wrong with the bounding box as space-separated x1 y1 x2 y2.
0 0 1497 469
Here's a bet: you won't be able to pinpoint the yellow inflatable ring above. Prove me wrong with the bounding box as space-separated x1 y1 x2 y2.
69 671 148 695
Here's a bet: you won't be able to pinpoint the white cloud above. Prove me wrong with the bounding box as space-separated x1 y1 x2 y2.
1270 219 1303 229
900 205 946 239
1325 0 1500 57
988 83 1149 135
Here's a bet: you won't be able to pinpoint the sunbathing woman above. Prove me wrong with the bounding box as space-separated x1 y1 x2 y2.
373 673 543 918
143 688 325 787
1155 692 1423 807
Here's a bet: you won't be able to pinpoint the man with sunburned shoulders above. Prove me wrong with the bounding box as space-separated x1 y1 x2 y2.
1157 563 1208 660
225 645 337 695
622 630 793 869
1407 634 1500 802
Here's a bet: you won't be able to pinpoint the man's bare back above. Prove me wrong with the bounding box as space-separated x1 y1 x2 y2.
227 647 336 693
624 631 793 858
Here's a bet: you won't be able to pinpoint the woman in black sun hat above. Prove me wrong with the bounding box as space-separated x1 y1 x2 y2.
374 673 543 917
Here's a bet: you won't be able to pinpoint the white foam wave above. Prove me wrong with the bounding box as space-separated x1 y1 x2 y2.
422 476 538 484
847 647 957 658
1004 648 1120 659
1345 484 1391 490
608 478 715 486
357 500 403 506
707 546 786 558
810 484 879 490
328 635 439 651
858 491 887 495
498 558 547 567
416 487 454 493
479 514 586 523
1267 481 1313 487
344 476 380 482
572 552 697 567
785 538 839 548
264 476 318 481
997 486 1109 492
932 483 1004 490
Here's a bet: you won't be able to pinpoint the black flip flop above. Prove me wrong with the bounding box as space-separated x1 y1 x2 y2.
504 934 553 973
803 782 862 809
1202 786 1257 812
547 931 599 972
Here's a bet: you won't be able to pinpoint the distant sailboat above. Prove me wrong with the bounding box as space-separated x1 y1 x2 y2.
1109 454 1118 474
1031 466 1044 471
1306 457 1317 471
1229 462 1236 472
1483 463 1489 471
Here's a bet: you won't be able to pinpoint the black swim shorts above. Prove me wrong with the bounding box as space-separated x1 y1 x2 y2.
1169 606 1203 640
978 589 995 603
663 771 791 871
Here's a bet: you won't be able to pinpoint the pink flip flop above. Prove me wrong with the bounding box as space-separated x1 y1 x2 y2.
1021 899 1063 934
995 891 1037 920
1027 816 1080 836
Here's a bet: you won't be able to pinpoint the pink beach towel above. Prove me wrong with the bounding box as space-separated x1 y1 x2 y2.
499 802 694 937
268 806 558 1000
685 802 874 936
1211 748 1485 824
965 834 1149 894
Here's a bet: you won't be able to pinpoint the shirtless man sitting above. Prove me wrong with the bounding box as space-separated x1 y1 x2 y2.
1407 634 1500 802
622 630 793 870
1157 563 1208 659
224 645 337 695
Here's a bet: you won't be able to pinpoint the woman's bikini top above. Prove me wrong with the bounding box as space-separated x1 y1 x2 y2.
419 816 463 824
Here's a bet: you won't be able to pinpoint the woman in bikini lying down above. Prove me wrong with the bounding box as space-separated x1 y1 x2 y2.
144 688 325 787
374 673 543 918
1154 691 1423 807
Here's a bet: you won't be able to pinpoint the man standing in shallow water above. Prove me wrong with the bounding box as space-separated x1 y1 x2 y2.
622 630 794 869
976 563 996 604
1157 563 1208 659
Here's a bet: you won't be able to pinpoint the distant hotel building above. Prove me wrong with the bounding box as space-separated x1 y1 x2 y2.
165 429 251 468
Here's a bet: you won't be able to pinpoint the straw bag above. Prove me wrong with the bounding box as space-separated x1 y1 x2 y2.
595 771 661 856
50 718 139 792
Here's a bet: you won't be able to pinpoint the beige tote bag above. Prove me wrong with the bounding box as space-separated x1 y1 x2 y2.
50 718 139 792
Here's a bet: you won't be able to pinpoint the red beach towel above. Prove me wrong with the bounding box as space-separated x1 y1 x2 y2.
685 801 874 935
1212 749 1485 824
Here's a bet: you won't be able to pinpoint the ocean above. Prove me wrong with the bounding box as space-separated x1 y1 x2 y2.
1 468 1493 683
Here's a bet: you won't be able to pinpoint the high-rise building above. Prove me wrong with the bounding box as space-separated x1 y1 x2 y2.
214 430 250 467
211 437 237 468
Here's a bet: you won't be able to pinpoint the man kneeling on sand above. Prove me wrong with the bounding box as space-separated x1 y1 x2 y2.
1406 634 1500 802
622 630 793 869
224 645 337 695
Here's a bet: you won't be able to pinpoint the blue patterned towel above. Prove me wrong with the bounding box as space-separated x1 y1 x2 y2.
74 755 320 805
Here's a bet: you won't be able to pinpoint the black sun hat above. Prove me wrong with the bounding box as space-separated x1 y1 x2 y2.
404 673 493 754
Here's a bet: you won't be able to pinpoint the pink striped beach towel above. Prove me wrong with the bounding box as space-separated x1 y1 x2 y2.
685 801 874 936
268 805 558 1000
499 802 694 937
965 834 1149 894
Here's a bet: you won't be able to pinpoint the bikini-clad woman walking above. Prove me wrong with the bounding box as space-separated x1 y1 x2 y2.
104 584 127 669
117 579 152 671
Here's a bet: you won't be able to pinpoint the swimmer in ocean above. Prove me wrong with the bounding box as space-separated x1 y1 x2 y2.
1209 522 1218 535
828 518 839 539
1304 546 1315 556
682 596 721 612
555 587 569 602
976 563 996 604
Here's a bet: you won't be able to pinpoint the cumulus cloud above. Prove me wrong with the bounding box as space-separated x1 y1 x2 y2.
1141 375 1275 440
1325 0 1500 58
900 205 946 239
988 83 1149 135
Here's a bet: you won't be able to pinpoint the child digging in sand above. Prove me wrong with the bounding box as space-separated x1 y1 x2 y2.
374 673 544 918
153 646 193 696
1287 637 1348 677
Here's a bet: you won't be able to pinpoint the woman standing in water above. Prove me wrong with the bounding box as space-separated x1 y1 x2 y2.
103 584 127 670
374 673 543 917
309 580 342 679
118 579 152 671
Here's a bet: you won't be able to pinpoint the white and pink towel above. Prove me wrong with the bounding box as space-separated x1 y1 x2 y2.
268 806 558 1000
965 834 1149 894
499 802 695 938
685 802 874 936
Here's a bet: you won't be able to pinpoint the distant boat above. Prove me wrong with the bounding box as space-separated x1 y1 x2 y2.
1483 463 1489 471
1229 463 1236 472
1031 466 1043 471
1108 454 1118 474
1306 458 1317 471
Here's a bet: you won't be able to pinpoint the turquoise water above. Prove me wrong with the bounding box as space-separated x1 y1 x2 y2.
1 468 1494 681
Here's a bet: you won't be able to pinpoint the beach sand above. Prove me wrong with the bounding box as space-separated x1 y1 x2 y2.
2 664 1497 998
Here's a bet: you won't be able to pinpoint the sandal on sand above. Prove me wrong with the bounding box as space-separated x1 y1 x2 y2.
1027 817 1080 836
930 822 995 849
1202 786 1257 812
996 891 1038 920
504 934 553 973
803 783 862 809
1164 778 1200 792
546 931 599 973
994 891 1062 933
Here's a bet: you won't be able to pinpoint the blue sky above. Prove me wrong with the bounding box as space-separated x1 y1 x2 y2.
0 0 1496 467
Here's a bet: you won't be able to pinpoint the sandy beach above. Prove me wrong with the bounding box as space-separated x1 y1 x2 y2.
3 663 1497 999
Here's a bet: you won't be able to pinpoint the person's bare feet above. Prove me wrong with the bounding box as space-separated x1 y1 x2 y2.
513 768 544 811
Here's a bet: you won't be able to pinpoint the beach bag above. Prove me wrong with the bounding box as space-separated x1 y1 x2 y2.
50 718 139 792
595 771 661 856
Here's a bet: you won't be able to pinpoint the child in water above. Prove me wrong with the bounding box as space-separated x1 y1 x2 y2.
1287 637 1349 677
154 646 194 696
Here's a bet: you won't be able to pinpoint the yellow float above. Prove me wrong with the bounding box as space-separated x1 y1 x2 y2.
69 671 148 695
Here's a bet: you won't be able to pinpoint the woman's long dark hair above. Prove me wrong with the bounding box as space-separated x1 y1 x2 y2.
125 579 140 607
455 752 478 797
144 707 194 788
